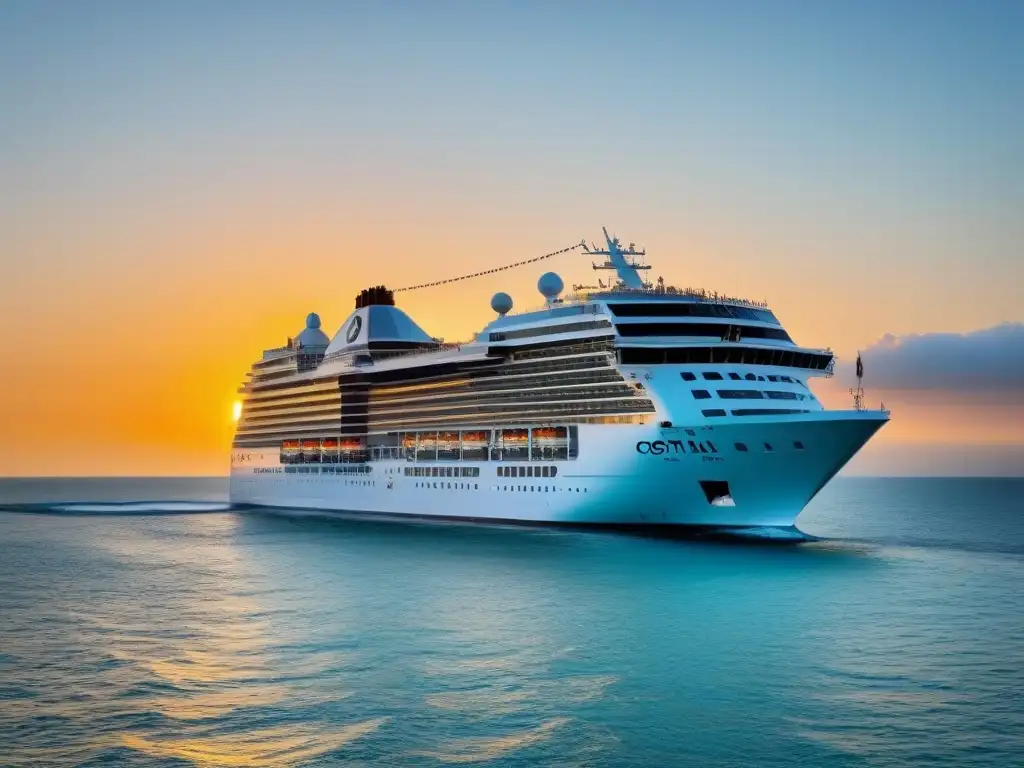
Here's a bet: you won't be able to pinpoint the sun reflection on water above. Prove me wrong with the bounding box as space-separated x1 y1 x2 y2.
104 530 378 765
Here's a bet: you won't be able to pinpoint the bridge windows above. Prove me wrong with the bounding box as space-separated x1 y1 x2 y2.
717 390 765 399
607 303 781 325
622 346 833 371
614 322 792 342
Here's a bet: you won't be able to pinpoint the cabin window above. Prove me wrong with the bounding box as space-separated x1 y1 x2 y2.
793 441 805 450
731 408 808 416
734 442 748 452
681 372 696 381
701 409 727 417
764 443 774 452
766 391 799 400
692 389 712 400
702 372 724 381
728 373 742 380
717 390 764 400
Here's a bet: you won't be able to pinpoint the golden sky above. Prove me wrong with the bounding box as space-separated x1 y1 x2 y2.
1 2 1021 476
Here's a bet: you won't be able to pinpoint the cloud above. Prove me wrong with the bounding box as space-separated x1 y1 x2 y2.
838 322 1024 394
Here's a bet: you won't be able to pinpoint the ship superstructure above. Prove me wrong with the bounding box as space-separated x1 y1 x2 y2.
230 229 888 528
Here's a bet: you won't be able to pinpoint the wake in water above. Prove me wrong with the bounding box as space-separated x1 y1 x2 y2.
0 501 233 516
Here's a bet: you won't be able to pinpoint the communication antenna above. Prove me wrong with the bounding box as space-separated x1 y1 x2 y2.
582 227 650 289
850 352 865 411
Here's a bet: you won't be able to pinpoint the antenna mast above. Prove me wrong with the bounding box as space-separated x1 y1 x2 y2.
582 226 650 289
850 352 865 411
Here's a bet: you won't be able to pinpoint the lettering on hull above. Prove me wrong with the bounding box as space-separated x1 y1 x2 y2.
636 439 721 458
635 440 685 455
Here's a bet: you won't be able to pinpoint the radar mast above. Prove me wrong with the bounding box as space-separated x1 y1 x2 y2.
582 226 650 289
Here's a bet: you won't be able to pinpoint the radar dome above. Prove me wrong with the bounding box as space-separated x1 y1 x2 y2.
537 272 564 300
490 292 513 316
295 312 330 349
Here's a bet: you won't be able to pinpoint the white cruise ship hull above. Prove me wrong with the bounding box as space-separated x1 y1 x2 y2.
230 412 886 529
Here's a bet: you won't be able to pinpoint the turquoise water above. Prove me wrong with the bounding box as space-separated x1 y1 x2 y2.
1 478 1022 766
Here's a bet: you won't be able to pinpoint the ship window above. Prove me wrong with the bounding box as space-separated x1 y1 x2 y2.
734 442 748 452
728 373 741 380
764 443 774 452
551 467 557 477
794 441 805 450
732 408 808 416
707 441 718 453
717 390 765 400
489 319 612 342
691 389 712 400
767 375 780 382
766 391 799 400
702 409 727 417
681 372 697 381
744 373 756 381
519 466 526 478
702 372 723 380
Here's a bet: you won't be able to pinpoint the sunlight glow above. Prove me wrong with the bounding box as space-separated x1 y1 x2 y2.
232 401 242 422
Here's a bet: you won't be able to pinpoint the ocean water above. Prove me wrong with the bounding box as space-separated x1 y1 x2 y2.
0 478 1022 767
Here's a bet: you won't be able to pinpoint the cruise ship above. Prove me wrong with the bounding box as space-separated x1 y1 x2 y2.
230 228 888 529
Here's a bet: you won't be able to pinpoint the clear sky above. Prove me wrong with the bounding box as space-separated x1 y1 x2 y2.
1 0 1021 476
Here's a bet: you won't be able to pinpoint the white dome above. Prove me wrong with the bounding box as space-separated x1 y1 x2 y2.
490 292 513 316
538 272 564 300
295 312 330 349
